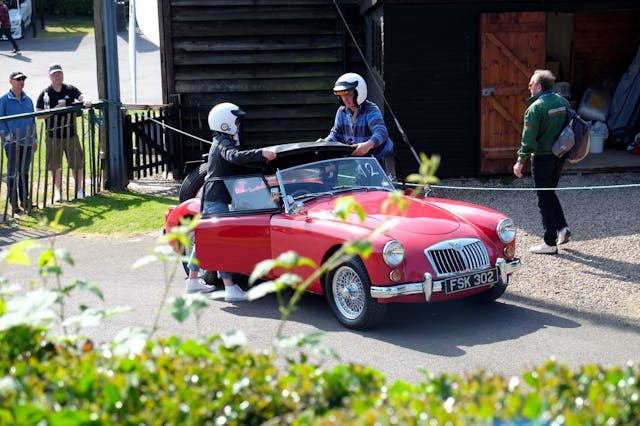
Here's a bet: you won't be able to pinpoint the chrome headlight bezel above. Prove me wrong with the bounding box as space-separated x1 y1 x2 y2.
383 240 405 267
497 218 516 243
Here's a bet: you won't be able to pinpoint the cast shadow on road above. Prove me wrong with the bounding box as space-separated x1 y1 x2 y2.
0 52 32 63
0 191 177 248
220 292 580 358
560 248 640 286
14 34 86 52
117 32 158 53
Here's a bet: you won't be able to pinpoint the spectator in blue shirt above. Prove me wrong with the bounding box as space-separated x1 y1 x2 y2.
322 72 395 177
0 71 36 213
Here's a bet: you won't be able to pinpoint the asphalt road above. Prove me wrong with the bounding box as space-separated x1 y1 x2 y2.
1 26 161 105
0 231 637 384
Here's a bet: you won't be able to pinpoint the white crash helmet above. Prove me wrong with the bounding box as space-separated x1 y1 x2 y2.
207 102 246 135
333 72 368 105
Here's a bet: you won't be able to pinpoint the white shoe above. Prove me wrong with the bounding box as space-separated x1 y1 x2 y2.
224 284 248 302
53 189 64 202
529 243 558 254
557 227 572 245
185 278 215 294
76 188 85 199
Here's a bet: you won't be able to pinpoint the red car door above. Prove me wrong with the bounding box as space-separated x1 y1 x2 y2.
196 213 273 275
195 175 278 274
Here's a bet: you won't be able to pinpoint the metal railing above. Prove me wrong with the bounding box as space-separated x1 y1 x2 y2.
0 103 105 221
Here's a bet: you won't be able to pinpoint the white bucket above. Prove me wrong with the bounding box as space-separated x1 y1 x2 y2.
590 135 605 153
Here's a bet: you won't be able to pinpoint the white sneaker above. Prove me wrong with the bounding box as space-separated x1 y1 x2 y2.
529 243 558 254
224 284 248 302
185 278 215 294
76 188 85 199
53 189 64 202
557 227 572 245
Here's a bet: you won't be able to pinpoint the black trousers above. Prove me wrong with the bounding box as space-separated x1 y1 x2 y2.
0 27 19 51
531 154 568 246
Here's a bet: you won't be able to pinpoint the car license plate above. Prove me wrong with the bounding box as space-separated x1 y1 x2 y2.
443 268 498 294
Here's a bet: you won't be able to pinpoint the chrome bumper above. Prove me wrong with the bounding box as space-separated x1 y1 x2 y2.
370 257 521 301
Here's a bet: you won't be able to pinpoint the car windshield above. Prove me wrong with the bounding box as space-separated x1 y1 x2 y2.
277 157 394 201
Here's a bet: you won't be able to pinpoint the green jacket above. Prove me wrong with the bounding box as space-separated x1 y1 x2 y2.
517 91 569 162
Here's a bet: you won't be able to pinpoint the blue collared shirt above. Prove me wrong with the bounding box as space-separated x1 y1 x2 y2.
0 89 36 146
325 99 394 160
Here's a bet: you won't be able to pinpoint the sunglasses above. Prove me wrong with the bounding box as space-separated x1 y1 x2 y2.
12 77 26 81
334 89 352 96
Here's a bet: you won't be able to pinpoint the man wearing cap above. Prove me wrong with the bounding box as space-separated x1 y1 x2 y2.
0 71 36 213
36 64 92 201
0 0 20 54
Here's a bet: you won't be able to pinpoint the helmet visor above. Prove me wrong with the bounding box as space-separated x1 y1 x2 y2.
333 80 358 93
231 108 246 118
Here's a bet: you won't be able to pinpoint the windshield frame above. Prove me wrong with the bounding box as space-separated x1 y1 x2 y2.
276 157 394 213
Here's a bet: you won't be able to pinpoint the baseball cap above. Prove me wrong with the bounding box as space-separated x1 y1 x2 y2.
9 71 27 80
49 64 63 75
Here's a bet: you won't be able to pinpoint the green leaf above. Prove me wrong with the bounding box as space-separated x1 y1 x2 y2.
246 281 278 301
171 297 189 322
220 329 247 348
112 326 149 356
0 240 39 265
61 308 105 329
74 280 104 301
0 290 57 331
334 196 366 222
250 259 276 283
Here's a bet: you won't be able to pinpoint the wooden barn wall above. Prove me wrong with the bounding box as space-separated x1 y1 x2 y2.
380 5 480 178
571 11 640 97
366 0 640 177
159 0 364 156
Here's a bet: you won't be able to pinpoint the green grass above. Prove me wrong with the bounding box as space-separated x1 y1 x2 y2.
38 17 95 39
11 191 178 236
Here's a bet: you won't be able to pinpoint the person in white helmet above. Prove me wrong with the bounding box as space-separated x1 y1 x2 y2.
185 102 277 300
321 72 395 177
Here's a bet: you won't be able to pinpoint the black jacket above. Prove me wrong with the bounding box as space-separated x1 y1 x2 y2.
202 133 264 203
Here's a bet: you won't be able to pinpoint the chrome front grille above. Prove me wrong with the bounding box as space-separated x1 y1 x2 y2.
424 238 490 277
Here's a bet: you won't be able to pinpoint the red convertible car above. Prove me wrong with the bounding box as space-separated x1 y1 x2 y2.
165 141 521 329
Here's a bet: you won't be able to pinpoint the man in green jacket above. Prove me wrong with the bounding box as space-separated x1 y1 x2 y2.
513 69 572 254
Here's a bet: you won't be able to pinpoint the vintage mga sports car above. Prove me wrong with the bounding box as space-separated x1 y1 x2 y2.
164 141 521 330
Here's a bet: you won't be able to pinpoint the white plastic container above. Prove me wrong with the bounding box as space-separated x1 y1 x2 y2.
589 121 609 153
590 135 605 153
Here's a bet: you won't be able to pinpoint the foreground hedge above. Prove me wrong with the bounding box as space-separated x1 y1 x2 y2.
0 328 638 425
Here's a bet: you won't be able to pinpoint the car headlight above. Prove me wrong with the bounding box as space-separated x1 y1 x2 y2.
383 240 405 267
497 218 516 243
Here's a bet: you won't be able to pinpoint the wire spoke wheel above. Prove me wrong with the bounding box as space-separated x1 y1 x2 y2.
325 257 386 330
332 266 366 320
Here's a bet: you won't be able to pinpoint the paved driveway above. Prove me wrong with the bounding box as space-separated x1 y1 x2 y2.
1 27 161 105
0 230 638 384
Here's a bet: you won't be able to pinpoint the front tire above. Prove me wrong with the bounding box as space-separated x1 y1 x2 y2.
325 257 386 330
470 278 508 303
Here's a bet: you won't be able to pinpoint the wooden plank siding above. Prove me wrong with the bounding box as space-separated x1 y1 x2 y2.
159 0 365 162
362 0 640 176
380 4 480 177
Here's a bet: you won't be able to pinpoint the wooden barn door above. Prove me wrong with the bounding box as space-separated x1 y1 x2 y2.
480 12 546 174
